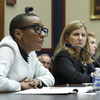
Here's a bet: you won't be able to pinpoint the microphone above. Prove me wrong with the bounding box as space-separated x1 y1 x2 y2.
25 7 33 13
65 43 100 67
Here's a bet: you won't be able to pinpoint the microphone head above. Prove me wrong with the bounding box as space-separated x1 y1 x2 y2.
25 7 33 13
65 43 73 47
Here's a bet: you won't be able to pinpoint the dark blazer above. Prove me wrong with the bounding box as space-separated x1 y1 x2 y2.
52 50 95 85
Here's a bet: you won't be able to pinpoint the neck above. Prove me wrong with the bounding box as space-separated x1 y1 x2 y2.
75 48 81 57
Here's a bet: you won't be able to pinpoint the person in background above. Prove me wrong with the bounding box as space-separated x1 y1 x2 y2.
87 32 97 69
38 54 52 72
0 13 55 92
52 20 95 85
88 32 100 68
88 32 97 56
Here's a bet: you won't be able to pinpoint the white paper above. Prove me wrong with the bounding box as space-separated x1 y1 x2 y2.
15 86 94 95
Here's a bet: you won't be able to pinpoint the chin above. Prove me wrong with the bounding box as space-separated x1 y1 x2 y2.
36 47 42 51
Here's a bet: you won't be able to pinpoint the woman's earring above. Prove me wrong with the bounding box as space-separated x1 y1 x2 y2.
19 38 21 40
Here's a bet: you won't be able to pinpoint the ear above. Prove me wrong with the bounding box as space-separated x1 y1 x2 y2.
65 35 69 42
14 29 22 39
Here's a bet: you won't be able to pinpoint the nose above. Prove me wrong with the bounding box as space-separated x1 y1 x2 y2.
79 35 82 40
94 44 97 49
40 31 46 38
44 63 48 68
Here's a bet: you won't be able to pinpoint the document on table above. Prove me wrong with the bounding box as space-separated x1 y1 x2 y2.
15 86 94 95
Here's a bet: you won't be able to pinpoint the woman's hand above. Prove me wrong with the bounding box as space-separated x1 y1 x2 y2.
90 72 94 77
20 78 40 90
24 78 40 88
20 79 33 90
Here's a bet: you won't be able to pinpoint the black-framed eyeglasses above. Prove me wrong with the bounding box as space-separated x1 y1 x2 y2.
18 24 48 37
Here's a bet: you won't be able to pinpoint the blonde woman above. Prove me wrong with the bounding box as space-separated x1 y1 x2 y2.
87 32 97 69
88 32 97 56
52 20 95 85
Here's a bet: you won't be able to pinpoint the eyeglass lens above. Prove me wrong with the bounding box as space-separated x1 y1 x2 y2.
35 26 48 37
35 26 41 33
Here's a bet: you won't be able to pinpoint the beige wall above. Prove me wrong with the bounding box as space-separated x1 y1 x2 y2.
65 0 100 45
5 0 100 47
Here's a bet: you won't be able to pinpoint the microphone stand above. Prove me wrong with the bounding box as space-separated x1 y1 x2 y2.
73 45 100 67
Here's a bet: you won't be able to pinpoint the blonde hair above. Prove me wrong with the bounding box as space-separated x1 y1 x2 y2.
87 31 96 38
87 31 96 56
54 20 93 64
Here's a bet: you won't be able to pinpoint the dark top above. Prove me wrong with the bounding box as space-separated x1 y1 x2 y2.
17 44 28 62
52 50 95 85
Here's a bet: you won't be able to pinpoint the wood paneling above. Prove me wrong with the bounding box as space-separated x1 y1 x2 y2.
0 0 4 41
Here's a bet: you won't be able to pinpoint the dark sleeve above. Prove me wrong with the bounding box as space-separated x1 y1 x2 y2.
87 63 95 73
53 50 92 84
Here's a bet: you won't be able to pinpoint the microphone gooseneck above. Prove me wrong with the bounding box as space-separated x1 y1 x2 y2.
65 43 100 67
65 43 73 47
